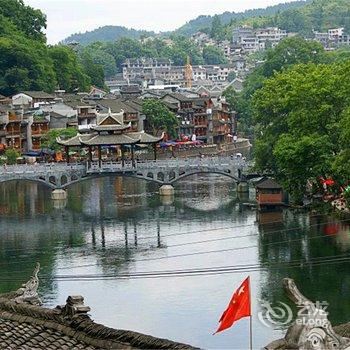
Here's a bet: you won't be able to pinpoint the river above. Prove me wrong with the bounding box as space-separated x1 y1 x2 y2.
0 175 349 349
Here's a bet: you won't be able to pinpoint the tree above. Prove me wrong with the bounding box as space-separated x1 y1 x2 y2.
273 134 332 203
210 15 224 39
230 37 327 134
252 60 350 202
202 45 227 65
41 128 78 151
5 148 20 165
49 46 91 92
332 108 350 183
0 0 47 41
0 15 56 95
142 99 179 138
82 44 117 78
80 51 105 88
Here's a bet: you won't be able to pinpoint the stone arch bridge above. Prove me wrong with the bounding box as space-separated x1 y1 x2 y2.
0 157 248 190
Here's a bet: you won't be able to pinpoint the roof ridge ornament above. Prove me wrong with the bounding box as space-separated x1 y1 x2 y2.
13 262 42 306
57 295 91 320
265 278 350 349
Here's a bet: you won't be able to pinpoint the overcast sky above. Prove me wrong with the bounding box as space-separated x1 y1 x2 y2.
24 0 296 44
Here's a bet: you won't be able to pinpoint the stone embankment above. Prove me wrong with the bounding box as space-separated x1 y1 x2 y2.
141 138 252 160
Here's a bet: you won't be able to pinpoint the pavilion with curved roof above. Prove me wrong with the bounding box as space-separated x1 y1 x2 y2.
57 109 163 166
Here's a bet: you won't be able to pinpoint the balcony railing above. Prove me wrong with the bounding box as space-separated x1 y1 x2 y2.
79 113 96 119
32 129 48 135
194 123 208 128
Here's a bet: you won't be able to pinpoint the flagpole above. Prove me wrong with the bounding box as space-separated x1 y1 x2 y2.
249 277 252 350
249 314 253 350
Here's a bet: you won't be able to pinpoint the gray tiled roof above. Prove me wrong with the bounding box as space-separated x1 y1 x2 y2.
255 178 282 189
95 99 138 114
0 264 195 349
21 91 55 99
0 318 97 350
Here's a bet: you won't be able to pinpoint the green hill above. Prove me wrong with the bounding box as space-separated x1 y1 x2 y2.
174 0 310 36
63 26 155 46
225 0 350 37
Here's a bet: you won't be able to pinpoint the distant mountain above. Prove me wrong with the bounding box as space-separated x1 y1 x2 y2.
62 1 310 45
173 0 311 36
62 26 155 45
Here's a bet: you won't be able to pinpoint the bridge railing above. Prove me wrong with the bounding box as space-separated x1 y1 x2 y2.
87 156 247 173
0 163 85 174
0 156 248 176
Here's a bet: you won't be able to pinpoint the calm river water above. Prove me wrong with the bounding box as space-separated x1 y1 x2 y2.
0 175 349 349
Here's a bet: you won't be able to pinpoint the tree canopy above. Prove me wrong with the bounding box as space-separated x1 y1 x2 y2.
0 0 47 41
0 0 103 95
252 60 350 203
202 45 228 65
41 128 78 151
142 99 179 139
223 36 330 134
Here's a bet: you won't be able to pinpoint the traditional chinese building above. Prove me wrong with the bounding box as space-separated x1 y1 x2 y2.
0 264 195 349
57 109 163 165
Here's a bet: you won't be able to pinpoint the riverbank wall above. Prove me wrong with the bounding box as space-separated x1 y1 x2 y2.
139 138 251 160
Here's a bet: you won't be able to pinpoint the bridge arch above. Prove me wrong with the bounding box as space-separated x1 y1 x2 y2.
61 175 68 186
0 178 57 189
157 172 165 182
168 170 240 184
0 157 247 191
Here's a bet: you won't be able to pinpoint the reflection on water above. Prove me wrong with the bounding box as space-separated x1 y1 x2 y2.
0 175 349 349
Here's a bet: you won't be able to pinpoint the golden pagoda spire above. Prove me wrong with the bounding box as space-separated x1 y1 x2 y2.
184 56 193 89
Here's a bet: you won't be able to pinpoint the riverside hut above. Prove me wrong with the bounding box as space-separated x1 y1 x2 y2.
255 178 284 209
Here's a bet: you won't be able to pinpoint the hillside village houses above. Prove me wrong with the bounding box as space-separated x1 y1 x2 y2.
112 24 350 94
0 87 237 155
107 25 292 94
313 27 350 49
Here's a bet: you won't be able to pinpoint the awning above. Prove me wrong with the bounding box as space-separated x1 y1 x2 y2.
24 151 42 157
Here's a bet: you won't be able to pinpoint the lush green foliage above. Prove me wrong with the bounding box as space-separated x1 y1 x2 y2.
4 148 20 165
202 45 228 65
224 37 328 134
48 46 91 92
0 14 56 95
252 60 350 202
222 0 350 40
0 0 103 95
63 25 155 46
0 0 47 41
142 99 179 138
174 1 309 37
210 15 225 40
41 128 78 151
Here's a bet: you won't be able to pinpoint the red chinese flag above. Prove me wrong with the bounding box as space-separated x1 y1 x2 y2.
214 277 251 334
